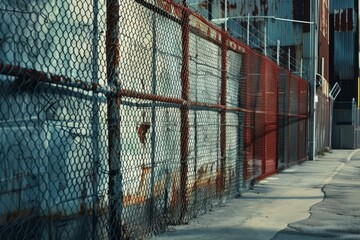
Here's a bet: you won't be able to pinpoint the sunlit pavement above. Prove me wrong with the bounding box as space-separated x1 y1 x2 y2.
153 149 360 240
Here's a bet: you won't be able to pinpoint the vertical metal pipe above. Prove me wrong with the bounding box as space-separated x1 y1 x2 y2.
288 47 291 71
264 26 267 56
243 51 250 182
194 37 199 209
308 0 318 160
149 14 157 228
329 99 333 149
300 58 303 78
321 57 324 87
224 0 228 31
275 68 279 171
91 0 99 238
106 0 122 239
297 79 301 162
219 33 227 197
247 13 250 45
287 72 291 166
180 5 190 222
276 40 280 65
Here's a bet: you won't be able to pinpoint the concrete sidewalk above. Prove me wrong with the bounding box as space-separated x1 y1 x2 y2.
152 150 360 240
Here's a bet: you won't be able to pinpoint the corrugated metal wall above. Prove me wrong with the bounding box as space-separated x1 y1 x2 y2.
330 0 359 101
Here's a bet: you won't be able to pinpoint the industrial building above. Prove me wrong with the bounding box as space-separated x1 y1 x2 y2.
329 0 360 149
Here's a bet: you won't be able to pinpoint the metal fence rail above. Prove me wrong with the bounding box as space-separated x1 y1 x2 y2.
0 0 309 239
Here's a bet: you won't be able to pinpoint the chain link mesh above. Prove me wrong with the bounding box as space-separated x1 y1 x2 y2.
1 0 310 239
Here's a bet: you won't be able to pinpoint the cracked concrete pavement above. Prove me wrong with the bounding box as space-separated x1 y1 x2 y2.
152 150 360 240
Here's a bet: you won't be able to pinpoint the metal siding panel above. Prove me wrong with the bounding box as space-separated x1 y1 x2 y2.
225 0 302 47
330 0 355 12
334 32 356 79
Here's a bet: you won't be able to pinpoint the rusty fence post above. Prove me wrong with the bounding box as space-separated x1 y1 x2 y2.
243 50 251 182
106 0 122 239
179 3 190 223
219 33 227 197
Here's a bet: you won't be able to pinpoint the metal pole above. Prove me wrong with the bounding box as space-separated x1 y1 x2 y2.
91 0 99 238
309 0 319 160
180 4 190 223
300 58 303 78
276 40 280 65
264 26 267 56
219 33 227 199
247 13 250 45
224 0 227 31
106 0 122 238
288 47 291 70
321 57 324 87
149 14 157 229
328 98 333 148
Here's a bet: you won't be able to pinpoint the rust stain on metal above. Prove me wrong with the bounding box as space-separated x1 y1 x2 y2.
153 170 169 197
190 164 216 191
215 170 224 195
122 165 151 207
171 174 178 209
199 1 209 10
260 0 268 15
119 89 184 105
137 122 151 146
138 164 151 193
189 13 222 45
219 32 227 195
155 0 183 19
252 5 259 16
227 39 246 53
179 6 190 223
240 3 245 15
0 63 111 94
228 2 237 10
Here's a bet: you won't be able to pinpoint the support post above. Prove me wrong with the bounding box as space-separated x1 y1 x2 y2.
308 0 318 160
276 40 280 65
149 15 157 227
224 0 227 31
288 47 291 71
247 13 250 45
264 26 267 56
300 58 303 78
91 0 100 238
321 57 324 87
106 0 122 239
179 4 190 222
219 33 227 199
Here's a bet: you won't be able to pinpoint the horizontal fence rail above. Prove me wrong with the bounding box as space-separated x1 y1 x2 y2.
0 0 309 239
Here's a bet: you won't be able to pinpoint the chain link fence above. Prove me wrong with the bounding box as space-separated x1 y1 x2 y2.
315 90 330 154
0 0 309 239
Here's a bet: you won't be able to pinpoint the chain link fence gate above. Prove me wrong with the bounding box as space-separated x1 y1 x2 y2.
0 0 309 239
